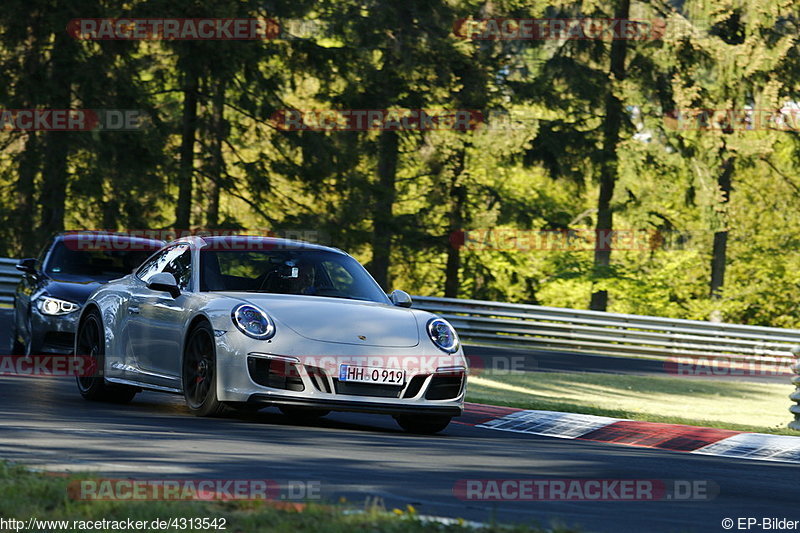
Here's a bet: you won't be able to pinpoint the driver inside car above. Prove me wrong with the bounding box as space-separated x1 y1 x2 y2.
264 260 317 295
284 261 316 295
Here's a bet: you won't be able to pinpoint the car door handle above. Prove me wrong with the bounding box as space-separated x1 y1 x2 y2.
128 307 140 315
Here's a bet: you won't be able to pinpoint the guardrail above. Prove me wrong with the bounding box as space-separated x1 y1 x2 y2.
411 295 800 363
0 258 20 306
791 348 800 431
411 295 800 430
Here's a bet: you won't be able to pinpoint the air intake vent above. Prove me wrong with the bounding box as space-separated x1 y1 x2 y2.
247 357 304 392
305 365 332 393
402 375 428 398
425 375 464 400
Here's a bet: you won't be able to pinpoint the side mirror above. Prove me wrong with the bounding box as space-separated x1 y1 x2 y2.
15 258 37 275
389 289 413 308
147 272 180 298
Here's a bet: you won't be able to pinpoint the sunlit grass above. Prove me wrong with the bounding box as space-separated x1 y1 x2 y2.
0 462 579 533
466 372 798 435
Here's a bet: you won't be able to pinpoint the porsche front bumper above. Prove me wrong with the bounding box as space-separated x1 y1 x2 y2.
214 335 466 417
242 353 466 417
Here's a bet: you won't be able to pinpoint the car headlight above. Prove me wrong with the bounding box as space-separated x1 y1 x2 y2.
37 296 81 316
232 304 276 340
427 318 459 353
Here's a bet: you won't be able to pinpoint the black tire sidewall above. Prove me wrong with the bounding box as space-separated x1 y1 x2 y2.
183 322 225 416
76 311 107 399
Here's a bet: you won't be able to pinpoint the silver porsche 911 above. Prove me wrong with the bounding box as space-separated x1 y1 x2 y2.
74 235 467 433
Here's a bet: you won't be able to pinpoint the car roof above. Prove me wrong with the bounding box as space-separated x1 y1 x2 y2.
55 231 166 247
176 235 345 255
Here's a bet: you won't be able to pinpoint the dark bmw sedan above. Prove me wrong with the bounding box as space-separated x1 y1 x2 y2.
12 232 165 354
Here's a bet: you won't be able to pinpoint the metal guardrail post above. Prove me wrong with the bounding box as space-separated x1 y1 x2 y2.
411 295 800 362
790 346 800 431
0 258 21 307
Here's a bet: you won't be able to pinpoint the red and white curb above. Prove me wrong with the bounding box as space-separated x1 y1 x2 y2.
466 406 800 464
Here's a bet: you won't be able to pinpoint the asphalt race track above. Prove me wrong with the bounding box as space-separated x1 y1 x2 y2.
1 308 798 532
0 376 798 533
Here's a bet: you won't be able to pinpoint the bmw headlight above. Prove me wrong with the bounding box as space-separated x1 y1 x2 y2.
232 304 276 340
427 318 459 353
37 296 80 316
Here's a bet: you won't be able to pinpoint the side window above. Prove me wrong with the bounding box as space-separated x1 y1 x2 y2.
322 260 355 293
136 248 170 283
137 245 192 290
163 247 192 291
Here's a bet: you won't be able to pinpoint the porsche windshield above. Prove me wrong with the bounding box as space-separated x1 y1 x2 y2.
199 248 389 303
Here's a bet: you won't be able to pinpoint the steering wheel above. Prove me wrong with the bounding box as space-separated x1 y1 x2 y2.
257 270 280 292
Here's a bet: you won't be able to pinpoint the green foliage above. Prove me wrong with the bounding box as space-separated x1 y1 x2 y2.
1 0 800 326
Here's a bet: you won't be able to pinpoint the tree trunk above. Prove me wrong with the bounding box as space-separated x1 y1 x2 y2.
206 78 226 228
102 151 120 231
175 69 199 229
589 0 630 312
710 154 735 298
444 148 466 298
13 22 43 256
15 133 39 256
370 130 399 289
39 32 74 241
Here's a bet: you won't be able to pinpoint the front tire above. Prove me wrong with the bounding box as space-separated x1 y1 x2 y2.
394 415 452 434
10 314 30 355
75 309 138 404
10 302 26 355
182 322 228 417
10 326 25 356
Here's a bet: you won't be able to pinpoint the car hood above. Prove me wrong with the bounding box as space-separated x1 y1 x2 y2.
222 293 420 347
43 277 106 303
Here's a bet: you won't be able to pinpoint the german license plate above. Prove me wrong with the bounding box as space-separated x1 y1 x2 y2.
339 365 406 385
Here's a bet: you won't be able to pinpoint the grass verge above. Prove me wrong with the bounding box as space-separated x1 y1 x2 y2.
0 462 577 533
466 371 799 436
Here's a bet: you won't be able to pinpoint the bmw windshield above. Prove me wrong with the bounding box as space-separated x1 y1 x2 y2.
45 240 160 281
